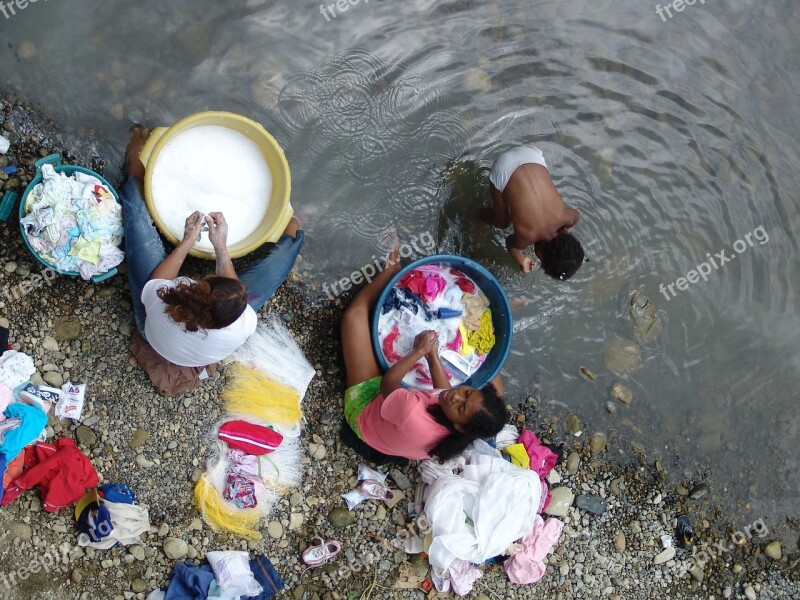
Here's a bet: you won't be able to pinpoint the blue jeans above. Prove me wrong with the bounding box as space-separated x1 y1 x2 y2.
120 177 305 336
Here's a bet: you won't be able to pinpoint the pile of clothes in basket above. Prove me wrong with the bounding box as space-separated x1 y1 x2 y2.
377 264 496 388
21 164 124 279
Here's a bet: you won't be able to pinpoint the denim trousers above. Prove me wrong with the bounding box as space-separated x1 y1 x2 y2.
120 177 304 335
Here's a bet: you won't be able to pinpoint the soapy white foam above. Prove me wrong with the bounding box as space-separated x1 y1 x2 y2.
150 125 272 252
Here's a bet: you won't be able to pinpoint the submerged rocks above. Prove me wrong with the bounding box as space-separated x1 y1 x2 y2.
689 483 710 500
604 338 642 377
610 382 634 405
589 433 607 455
578 366 597 382
629 289 663 344
566 414 584 437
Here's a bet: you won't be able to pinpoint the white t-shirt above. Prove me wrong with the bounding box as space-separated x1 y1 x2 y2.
142 278 257 367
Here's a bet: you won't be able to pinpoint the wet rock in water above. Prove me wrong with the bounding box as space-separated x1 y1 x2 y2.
589 433 607 455
18 41 37 60
575 494 606 515
328 507 355 528
566 414 584 437
163 537 188 560
610 382 634 404
605 338 642 376
462 68 492 93
653 546 675 565
389 468 412 491
579 367 597 382
763 540 782 560
54 318 82 341
75 425 97 447
606 401 618 414
689 483 709 500
544 487 574 517
629 289 663 344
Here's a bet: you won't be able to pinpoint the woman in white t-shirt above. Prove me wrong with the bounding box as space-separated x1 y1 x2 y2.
121 126 304 368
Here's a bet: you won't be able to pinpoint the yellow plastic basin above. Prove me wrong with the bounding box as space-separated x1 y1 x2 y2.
139 111 292 259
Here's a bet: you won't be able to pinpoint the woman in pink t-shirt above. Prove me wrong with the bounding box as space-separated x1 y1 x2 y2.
340 240 507 462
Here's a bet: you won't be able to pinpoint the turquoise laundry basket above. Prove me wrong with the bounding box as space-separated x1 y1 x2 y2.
4 153 121 283
371 254 513 389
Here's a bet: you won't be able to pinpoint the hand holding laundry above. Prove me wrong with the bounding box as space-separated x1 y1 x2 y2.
182 211 204 246
206 212 229 249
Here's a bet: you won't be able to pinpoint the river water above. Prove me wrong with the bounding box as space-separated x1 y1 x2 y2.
1 0 798 535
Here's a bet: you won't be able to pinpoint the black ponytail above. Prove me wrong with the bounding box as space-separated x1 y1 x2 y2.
426 383 507 462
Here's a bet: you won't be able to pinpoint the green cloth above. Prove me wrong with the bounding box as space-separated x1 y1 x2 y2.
344 376 382 440
68 237 102 264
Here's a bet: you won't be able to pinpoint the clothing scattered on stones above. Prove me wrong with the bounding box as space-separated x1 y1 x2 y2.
77 499 151 549
158 554 283 600
0 402 48 462
431 558 483 596
378 265 495 388
504 516 564 584
21 164 124 280
0 350 36 389
2 438 98 511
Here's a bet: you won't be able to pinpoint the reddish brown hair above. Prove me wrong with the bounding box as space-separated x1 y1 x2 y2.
157 276 248 332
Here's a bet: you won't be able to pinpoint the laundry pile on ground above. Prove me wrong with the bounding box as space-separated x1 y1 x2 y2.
377 264 496 388
397 426 565 595
194 319 315 540
147 551 284 599
21 164 124 280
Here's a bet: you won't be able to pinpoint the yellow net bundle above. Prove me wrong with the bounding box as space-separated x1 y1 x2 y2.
222 363 302 427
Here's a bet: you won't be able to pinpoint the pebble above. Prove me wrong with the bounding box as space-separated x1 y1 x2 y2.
131 579 147 594
42 336 59 352
566 452 580 475
288 513 303 530
744 585 757 600
54 318 82 341
43 371 64 387
129 428 151 449
163 538 189 560
688 565 704 582
589 433 607 455
327 507 355 528
653 547 675 565
71 568 86 584
267 521 284 539
610 382 634 404
75 425 97 447
688 483 709 499
614 531 626 553
605 401 618 414
566 414 584 436
389 468 412 491
136 454 155 468
575 494 606 515
544 487 574 517
763 540 781 560
4 261 16 273
9 522 33 541
129 545 145 561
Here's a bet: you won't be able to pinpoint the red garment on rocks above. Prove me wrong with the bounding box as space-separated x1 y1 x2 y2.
1 438 98 512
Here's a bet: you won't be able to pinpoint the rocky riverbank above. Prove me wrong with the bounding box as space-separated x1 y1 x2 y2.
0 94 797 600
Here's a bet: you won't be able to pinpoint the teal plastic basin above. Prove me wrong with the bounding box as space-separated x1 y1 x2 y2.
371 254 513 389
18 153 120 283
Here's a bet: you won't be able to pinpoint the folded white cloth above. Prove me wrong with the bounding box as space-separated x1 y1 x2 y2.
77 501 150 549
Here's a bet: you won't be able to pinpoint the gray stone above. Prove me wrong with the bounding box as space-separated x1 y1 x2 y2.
136 454 154 468
653 547 675 565
575 494 606 515
54 318 82 341
131 579 147 594
9 522 33 541
764 541 782 560
43 371 64 387
327 507 355 528
688 565 704 582
614 531 626 553
129 545 145 561
163 538 189 560
389 468 412 491
42 336 59 352
544 487 574 517
589 433 607 455
744 585 757 600
605 338 642 376
689 483 709 500
566 452 580 475
610 382 634 405
75 425 97 447
629 289 663 344
129 428 150 450
267 521 284 539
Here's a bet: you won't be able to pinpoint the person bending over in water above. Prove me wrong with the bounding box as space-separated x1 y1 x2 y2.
340 239 507 463
481 146 585 279
120 126 304 368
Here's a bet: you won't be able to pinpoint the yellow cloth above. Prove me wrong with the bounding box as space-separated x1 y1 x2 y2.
68 237 102 264
466 310 496 355
503 443 530 469
458 323 476 356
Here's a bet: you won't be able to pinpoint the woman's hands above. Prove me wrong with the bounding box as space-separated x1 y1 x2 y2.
413 330 439 359
206 212 229 251
181 211 205 247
